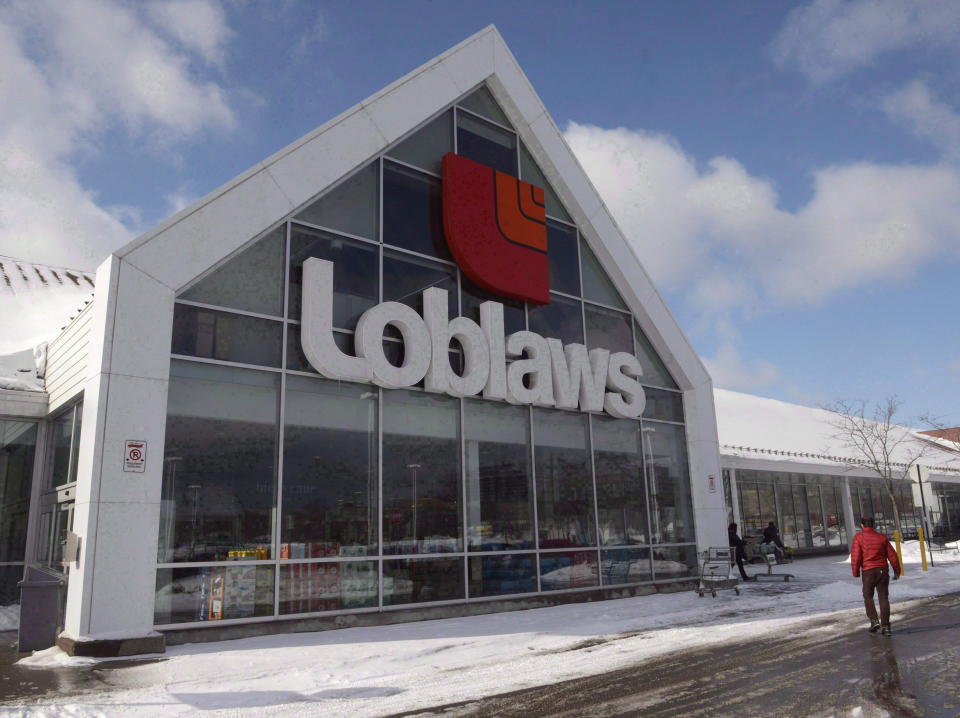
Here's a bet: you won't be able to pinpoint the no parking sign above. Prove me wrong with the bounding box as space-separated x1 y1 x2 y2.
124 440 147 473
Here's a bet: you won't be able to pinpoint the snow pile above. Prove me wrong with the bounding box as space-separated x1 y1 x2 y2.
0 603 19 631
14 552 960 717
0 347 44 392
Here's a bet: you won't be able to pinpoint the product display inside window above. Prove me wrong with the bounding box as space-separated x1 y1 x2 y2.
155 565 275 624
155 85 701 625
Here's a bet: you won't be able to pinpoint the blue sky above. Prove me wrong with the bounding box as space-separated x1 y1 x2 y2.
2 0 958 424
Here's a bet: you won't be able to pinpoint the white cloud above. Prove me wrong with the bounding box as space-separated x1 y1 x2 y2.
770 0 960 83
565 122 960 317
0 0 236 271
702 341 782 392
882 81 960 160
147 0 231 66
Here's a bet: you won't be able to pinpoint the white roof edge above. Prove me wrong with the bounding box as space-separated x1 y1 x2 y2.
111 24 708 393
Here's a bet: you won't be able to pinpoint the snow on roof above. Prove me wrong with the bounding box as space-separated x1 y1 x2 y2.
0 254 94 356
714 388 960 476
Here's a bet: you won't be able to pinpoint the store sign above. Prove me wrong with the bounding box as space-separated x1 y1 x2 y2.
442 153 549 305
300 258 646 418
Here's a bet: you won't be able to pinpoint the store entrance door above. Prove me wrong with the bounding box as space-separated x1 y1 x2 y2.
35 484 76 572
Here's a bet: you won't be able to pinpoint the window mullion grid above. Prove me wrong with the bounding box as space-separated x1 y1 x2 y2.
272 220 292 618
587 412 602 586
529 404 540 593
460 396 468 600
377 154 385 610
640 420 657 580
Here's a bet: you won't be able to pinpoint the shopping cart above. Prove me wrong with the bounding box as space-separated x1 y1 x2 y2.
696 546 740 598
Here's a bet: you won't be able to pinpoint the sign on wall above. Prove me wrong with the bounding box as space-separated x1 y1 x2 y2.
123 440 147 473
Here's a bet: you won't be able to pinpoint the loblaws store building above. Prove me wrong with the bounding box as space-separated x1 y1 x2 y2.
2 27 732 656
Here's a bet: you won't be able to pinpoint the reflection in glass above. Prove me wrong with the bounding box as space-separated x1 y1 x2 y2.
644 422 694 544
651 545 697 579
534 409 595 548
287 225 378 326
171 304 282 368
547 222 580 296
642 388 684 423
382 390 461 554
519 141 571 222
464 400 533 551
807 485 825 548
383 557 464 605
776 483 797 548
794 484 812 549
460 274 525 335
584 304 632 354
580 242 626 309
594 416 648 545
155 565 275 624
48 408 75 488
458 86 512 127
738 481 761 537
180 227 285 317
279 561 377 614
469 554 536 597
383 162 449 260
602 547 651 585
539 551 598 590
158 361 278 562
0 421 37 563
527 294 584 346
634 321 678 390
294 162 378 241
822 485 844 546
282 377 377 557
456 112 516 175
382 250 458 324
386 111 452 175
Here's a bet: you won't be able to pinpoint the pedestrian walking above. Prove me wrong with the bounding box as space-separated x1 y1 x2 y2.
850 516 901 636
728 522 750 581
761 521 786 563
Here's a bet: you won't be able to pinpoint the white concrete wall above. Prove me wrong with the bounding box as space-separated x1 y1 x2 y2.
63 256 174 642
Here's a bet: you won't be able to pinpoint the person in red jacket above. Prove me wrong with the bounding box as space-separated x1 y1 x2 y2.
850 516 901 635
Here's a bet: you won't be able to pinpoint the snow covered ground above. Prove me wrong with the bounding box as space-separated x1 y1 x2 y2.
9 542 960 718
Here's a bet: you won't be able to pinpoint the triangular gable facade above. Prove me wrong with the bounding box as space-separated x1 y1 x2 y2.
63 26 724 653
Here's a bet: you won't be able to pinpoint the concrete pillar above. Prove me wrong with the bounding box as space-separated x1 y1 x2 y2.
58 256 174 657
683 379 726 551
841 477 857 549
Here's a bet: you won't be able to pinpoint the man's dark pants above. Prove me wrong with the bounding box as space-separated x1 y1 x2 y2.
861 567 890 625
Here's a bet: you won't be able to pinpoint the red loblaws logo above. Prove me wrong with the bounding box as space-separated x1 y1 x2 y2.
441 152 550 305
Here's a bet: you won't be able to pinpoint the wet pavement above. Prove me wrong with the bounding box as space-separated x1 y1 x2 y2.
396 592 960 718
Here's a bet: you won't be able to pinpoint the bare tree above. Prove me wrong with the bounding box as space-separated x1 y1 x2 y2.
823 396 931 537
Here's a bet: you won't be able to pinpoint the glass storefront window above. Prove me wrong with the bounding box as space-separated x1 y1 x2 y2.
652 545 697 580
0 421 37 566
644 423 694 544
171 304 283 368
279 561 378 614
468 554 536 597
776 483 797 548
634 321 678 390
584 304 633 355
180 226 285 317
382 250 458 325
456 111 516 175
601 547 651 585
806 485 826 548
533 409 595 549
822 485 843 546
386 110 453 176
155 565 275 624
48 409 75 488
159 361 279 562
294 161 379 241
546 222 580 297
580 242 626 310
642 388 684 423
459 86 512 128
593 415 648 546
287 225 379 327
383 161 449 260
527 293 584 346
739 481 761 536
282 377 378 557
539 550 598 591
383 557 464 605
382 390 461 555
460 273 526 336
464 400 534 551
